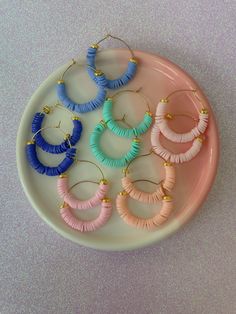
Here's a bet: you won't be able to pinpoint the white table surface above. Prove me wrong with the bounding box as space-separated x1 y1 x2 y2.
1 1 235 313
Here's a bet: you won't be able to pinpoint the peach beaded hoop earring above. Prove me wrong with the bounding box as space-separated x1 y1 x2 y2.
121 150 176 203
116 151 175 230
57 160 112 232
116 191 173 231
151 89 209 163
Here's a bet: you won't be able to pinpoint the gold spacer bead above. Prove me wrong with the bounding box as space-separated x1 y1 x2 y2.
129 58 137 64
119 191 128 196
59 173 67 178
64 134 71 140
100 179 108 185
106 97 112 101
94 69 104 76
100 120 107 127
72 116 80 120
200 108 208 114
164 161 172 166
57 80 64 84
162 195 172 201
122 168 129 174
60 202 67 209
102 197 110 203
146 111 153 117
196 136 204 143
133 138 141 143
26 140 35 145
160 98 169 103
165 113 173 120
91 43 99 49
43 105 51 114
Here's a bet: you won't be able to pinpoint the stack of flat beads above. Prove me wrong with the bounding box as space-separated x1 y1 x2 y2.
87 45 137 89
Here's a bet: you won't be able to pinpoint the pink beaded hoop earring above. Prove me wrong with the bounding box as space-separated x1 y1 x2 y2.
155 89 208 143
151 89 208 163
121 150 175 203
57 160 109 209
57 160 112 232
60 198 112 232
151 124 204 163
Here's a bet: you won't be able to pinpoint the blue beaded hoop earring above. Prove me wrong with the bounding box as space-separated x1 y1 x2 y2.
26 123 76 176
90 119 141 168
87 34 138 90
56 59 106 113
103 88 153 138
32 103 82 154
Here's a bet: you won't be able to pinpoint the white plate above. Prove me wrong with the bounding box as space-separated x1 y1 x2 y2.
16 49 219 251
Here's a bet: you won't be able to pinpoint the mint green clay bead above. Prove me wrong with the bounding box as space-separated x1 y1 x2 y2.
90 120 141 168
102 98 153 138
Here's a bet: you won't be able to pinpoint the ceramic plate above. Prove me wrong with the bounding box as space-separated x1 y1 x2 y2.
16 49 219 251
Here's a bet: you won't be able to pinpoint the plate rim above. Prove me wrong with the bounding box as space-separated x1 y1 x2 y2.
16 48 220 251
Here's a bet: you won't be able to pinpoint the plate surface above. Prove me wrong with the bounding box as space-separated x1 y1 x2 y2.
16 49 219 251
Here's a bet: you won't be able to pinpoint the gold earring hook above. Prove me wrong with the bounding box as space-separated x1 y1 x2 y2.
94 33 135 58
56 120 61 128
42 103 79 120
55 103 79 118
111 87 141 99
165 89 197 101
68 180 100 193
87 64 104 76
75 160 105 181
60 58 105 81
193 90 205 108
123 149 167 176
157 112 198 126
132 179 162 186
96 33 111 45
60 59 77 81
151 150 173 165
115 114 134 129
159 88 207 115
110 87 151 113
164 112 198 124
123 150 154 176
31 122 72 148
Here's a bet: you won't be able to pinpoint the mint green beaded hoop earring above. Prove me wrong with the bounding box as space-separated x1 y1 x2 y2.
90 120 141 168
102 88 153 138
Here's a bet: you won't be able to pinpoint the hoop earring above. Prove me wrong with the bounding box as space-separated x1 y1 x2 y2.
121 150 175 203
26 123 76 176
90 120 141 168
58 160 112 232
103 88 153 138
57 59 106 113
87 34 137 89
60 198 112 232
57 160 109 209
32 103 82 154
116 191 173 230
155 89 209 143
151 123 204 163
